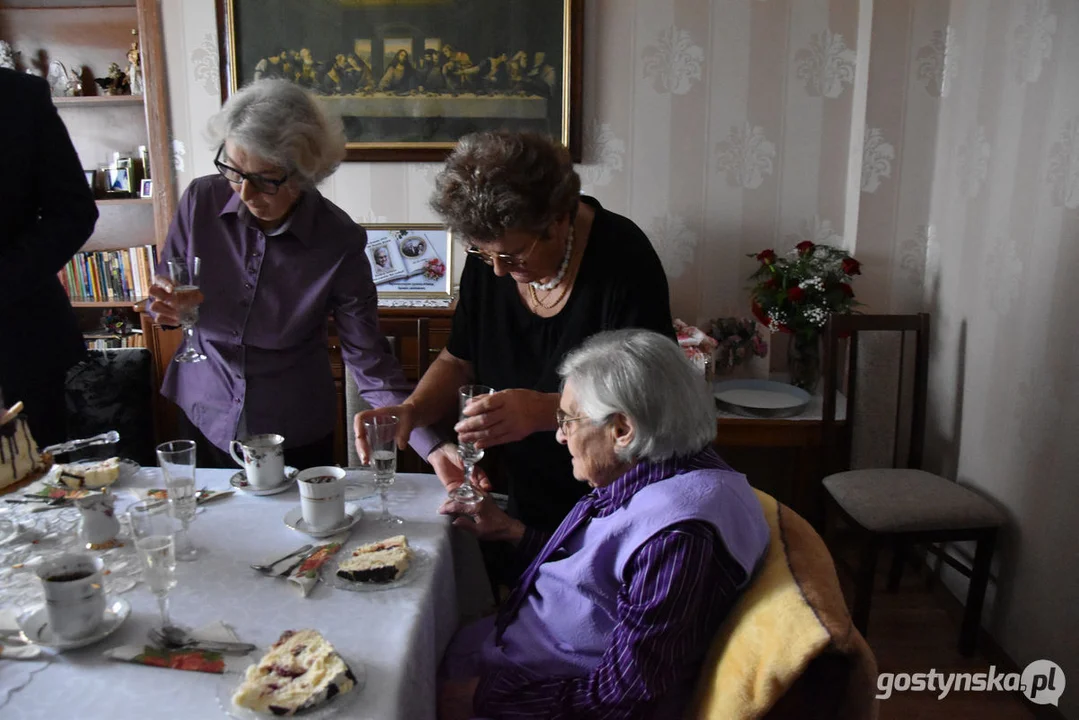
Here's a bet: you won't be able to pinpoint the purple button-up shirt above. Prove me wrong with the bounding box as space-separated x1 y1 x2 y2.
157 175 439 458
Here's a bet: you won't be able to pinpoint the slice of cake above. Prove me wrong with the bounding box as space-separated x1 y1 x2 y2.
336 535 412 583
0 402 49 491
57 457 121 489
232 629 356 716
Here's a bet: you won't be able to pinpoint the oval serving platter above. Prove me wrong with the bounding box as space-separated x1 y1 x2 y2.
713 379 811 419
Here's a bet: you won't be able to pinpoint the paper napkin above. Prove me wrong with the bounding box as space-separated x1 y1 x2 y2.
0 609 43 660
255 533 348 597
104 621 253 674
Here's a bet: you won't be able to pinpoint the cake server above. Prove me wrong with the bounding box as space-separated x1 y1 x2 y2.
41 430 120 456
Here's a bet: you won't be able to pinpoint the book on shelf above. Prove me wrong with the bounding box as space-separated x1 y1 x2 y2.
83 331 146 350
58 245 159 303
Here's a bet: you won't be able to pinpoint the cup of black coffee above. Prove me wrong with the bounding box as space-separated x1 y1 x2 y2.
35 553 106 640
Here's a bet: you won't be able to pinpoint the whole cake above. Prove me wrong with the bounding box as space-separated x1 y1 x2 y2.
336 535 412 583
0 403 48 491
232 629 356 716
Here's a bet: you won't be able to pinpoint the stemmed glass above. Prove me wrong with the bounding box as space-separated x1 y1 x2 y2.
128 499 179 633
167 256 206 364
363 415 403 525
156 440 198 561
449 384 494 507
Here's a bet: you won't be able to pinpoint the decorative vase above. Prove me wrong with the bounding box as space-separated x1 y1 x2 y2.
787 332 822 393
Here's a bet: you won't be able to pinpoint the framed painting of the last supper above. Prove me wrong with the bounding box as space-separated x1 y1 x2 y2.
216 0 583 161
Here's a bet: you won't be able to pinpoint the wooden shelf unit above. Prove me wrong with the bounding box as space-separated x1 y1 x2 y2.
69 297 147 308
53 94 144 106
96 197 153 206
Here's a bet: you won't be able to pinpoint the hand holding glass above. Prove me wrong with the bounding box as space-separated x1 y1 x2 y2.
156 440 198 561
167 256 206 363
451 385 494 507
128 500 179 633
363 415 403 525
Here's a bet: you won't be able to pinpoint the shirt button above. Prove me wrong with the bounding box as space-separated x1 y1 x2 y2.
245 282 252 289
234 397 241 405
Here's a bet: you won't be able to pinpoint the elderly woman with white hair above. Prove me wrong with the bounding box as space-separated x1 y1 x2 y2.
437 329 771 719
148 79 458 479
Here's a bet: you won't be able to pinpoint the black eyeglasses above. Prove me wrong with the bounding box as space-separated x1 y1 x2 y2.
466 237 540 268
214 146 291 196
555 408 590 433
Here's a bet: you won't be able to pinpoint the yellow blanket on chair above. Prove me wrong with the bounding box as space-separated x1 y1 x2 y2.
688 490 878 720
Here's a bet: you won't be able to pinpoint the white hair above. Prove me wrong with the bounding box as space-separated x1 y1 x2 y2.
558 329 717 463
206 79 345 188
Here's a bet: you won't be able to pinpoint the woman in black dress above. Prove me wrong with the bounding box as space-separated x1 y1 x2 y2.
357 130 674 531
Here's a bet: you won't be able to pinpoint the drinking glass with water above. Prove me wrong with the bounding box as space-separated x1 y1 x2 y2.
450 384 494 508
362 414 403 525
156 440 199 561
128 499 179 633
167 256 206 364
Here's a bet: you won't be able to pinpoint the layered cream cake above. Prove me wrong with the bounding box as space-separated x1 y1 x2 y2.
0 404 47 491
57 457 121 489
232 629 356 716
336 535 412 583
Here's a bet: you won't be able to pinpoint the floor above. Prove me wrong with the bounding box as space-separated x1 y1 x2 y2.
834 547 1040 720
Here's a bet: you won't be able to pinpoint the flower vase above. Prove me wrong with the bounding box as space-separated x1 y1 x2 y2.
787 332 822 393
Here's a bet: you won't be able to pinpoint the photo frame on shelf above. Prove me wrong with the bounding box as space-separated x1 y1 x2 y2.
215 0 583 162
139 179 153 198
104 166 131 196
84 169 97 196
364 224 452 300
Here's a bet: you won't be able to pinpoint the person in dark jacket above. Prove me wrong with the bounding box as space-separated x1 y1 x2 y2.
0 68 98 445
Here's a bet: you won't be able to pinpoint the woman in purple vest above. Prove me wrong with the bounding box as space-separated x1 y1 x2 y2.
437 328 771 719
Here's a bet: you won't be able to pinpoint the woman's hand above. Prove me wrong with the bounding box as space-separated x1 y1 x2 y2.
353 404 415 464
428 443 491 492
147 275 203 327
454 389 555 450
439 491 525 544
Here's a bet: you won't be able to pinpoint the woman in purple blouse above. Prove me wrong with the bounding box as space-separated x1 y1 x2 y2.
147 79 462 482
437 329 771 719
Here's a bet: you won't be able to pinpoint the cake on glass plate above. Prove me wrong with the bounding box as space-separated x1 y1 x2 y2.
57 457 121 489
0 401 52 491
232 629 356 716
336 535 412 584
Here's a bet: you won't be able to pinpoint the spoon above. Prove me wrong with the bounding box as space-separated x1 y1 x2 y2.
250 544 313 573
148 626 255 655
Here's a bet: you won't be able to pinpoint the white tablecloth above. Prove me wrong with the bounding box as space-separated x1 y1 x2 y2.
1 469 490 720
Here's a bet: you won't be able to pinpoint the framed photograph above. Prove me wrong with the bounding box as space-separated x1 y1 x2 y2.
139 178 153 198
363 224 452 299
216 0 583 162
105 166 131 196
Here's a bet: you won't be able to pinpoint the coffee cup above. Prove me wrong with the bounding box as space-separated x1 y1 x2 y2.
296 466 346 531
36 553 106 641
229 434 285 489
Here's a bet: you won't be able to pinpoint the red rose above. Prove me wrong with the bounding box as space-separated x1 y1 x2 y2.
795 240 815 255
756 249 777 265
787 286 806 302
838 282 854 297
842 257 862 275
764 277 779 289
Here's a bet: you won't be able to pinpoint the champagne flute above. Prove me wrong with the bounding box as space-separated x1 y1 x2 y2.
167 256 206 364
450 384 494 507
363 415 403 525
156 440 198 561
129 499 179 633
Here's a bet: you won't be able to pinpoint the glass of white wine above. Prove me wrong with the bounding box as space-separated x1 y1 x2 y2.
449 384 494 507
156 440 198 561
128 499 179 633
167 256 206 364
363 414 403 525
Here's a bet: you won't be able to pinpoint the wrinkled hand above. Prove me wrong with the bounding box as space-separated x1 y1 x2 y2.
439 491 524 543
428 443 491 492
354 404 415 464
455 389 550 450
147 275 203 327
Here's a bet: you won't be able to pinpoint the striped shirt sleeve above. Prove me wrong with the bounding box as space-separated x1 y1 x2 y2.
473 520 746 719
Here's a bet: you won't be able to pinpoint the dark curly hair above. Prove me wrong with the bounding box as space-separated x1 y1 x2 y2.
429 130 581 243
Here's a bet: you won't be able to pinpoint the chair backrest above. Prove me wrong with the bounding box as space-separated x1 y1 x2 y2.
821 313 930 475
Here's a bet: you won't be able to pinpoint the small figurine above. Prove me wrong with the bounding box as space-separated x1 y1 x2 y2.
46 59 69 97
94 62 130 95
66 65 84 96
0 40 18 70
127 29 142 96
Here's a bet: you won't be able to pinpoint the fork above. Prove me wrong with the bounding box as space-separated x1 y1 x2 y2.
249 544 313 573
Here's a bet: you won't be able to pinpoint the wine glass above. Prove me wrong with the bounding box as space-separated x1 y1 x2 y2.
156 440 198 561
167 256 206 363
363 415 403 525
128 499 179 634
449 384 494 507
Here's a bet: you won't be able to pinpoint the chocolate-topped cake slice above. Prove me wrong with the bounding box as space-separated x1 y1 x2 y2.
336 535 412 583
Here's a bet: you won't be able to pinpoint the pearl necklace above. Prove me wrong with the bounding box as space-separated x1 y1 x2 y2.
530 226 575 291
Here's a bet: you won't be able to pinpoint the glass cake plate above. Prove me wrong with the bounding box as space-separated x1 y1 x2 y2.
331 548 430 593
216 656 366 719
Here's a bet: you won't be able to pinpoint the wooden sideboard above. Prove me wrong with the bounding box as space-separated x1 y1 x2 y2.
142 304 455 466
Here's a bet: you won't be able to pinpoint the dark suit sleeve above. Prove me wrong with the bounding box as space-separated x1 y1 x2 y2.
0 75 98 297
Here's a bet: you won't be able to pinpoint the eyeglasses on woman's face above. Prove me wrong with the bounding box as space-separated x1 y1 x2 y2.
466 236 540 269
555 408 590 434
214 146 291 196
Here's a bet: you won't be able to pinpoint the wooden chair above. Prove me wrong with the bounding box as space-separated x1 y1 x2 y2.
820 313 1005 656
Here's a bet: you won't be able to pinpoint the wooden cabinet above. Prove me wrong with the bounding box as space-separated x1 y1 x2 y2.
145 304 455 467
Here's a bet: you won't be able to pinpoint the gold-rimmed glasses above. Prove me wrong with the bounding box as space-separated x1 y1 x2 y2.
465 236 540 268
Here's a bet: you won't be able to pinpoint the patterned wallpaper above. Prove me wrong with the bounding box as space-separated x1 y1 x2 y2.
159 0 1078 702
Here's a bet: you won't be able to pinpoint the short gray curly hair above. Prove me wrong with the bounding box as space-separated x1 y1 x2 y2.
429 130 581 242
559 329 716 463
206 79 345 188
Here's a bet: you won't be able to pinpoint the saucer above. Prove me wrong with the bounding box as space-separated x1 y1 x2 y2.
17 596 131 651
230 466 299 496
284 506 363 539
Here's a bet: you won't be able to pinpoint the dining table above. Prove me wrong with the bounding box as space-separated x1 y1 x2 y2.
0 467 492 720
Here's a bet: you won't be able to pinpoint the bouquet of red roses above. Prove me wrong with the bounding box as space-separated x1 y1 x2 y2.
748 241 861 335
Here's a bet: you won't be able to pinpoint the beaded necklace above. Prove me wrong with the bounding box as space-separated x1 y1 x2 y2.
529 226 574 291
